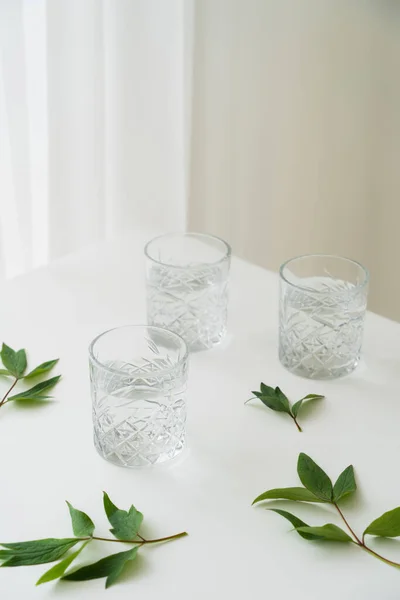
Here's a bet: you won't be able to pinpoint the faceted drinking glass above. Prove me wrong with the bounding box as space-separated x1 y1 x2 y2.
145 233 231 351
279 254 369 379
89 325 188 467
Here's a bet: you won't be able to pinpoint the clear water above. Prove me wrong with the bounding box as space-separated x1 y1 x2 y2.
146 263 229 351
92 362 187 467
279 276 367 379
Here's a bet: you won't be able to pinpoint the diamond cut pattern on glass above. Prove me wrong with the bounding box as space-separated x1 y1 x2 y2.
91 342 187 467
146 263 229 351
279 279 367 379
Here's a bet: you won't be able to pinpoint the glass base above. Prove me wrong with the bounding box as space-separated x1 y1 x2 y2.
279 349 360 380
94 432 186 468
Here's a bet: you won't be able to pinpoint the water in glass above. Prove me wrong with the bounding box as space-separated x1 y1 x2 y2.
280 270 368 379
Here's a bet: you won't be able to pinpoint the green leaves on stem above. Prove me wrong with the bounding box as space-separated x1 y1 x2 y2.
364 507 400 538
1 344 27 378
0 492 187 589
0 343 60 412
253 452 400 569
246 384 324 432
103 492 143 541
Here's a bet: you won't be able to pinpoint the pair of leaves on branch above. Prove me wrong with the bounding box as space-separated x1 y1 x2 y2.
246 383 324 431
0 492 187 589
0 343 60 410
253 453 400 567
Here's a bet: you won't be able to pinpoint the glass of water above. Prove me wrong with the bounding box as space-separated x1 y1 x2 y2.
89 325 188 467
145 233 231 351
279 254 369 379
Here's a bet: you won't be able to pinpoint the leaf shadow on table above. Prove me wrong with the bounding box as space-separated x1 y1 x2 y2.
368 537 400 557
112 551 149 586
7 399 56 414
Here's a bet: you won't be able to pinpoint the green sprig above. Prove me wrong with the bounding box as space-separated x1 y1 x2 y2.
0 492 188 589
253 452 400 568
246 384 324 432
0 343 60 412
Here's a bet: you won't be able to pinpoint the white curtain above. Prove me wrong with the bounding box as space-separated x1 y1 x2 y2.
1 0 400 319
0 0 190 277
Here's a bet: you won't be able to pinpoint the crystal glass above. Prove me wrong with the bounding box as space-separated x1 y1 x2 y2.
279 254 369 379
145 233 231 351
89 325 188 467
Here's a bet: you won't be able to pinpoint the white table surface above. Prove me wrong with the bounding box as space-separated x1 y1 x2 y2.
1 230 400 599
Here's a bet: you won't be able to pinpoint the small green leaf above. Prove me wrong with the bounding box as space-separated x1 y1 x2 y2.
274 387 291 413
291 400 304 419
364 507 400 538
260 383 275 396
66 502 95 537
36 542 88 585
292 394 324 419
63 546 138 588
252 486 326 505
333 466 356 503
8 375 61 402
0 538 79 566
258 394 288 412
268 509 323 540
103 492 143 541
296 524 353 542
0 369 11 377
24 359 59 379
297 453 333 502
1 344 27 378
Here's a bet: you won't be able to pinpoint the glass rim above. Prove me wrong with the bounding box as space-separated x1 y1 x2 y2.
88 324 189 378
144 231 232 268
279 253 370 293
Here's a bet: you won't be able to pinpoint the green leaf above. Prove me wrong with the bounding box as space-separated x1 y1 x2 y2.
8 375 61 402
252 487 326 505
0 538 79 566
260 383 276 396
63 546 138 589
103 492 143 541
268 509 323 540
66 502 95 537
24 359 59 380
296 524 353 542
1 344 27 378
0 369 11 377
292 394 324 419
274 387 291 413
255 386 291 413
297 453 333 502
333 465 356 503
36 542 88 585
364 507 400 538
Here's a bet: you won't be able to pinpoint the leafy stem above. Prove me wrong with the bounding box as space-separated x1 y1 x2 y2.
254 452 400 570
0 343 60 413
246 384 324 432
0 492 188 589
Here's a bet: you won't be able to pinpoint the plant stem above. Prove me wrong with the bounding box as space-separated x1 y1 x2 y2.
0 378 18 409
84 531 188 545
334 503 363 545
291 415 302 432
334 503 400 568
